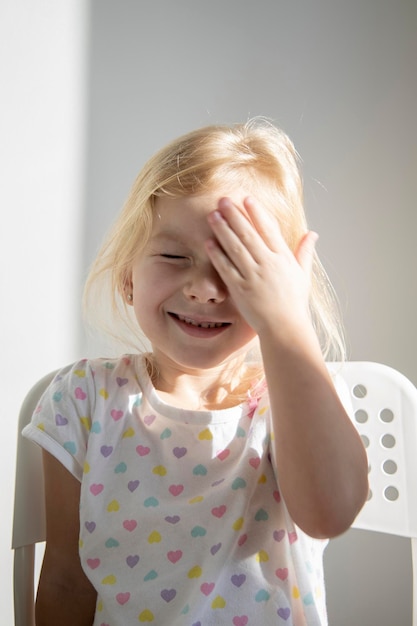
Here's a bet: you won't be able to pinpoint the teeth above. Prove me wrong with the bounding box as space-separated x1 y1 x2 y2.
177 315 224 329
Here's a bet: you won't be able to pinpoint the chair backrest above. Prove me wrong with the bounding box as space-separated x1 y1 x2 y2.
12 362 417 625
11 370 58 626
328 360 417 625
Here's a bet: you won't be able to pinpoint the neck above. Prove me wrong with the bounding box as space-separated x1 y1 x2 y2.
145 354 258 411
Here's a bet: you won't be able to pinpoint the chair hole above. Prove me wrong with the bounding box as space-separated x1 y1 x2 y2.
384 486 399 501
361 435 370 448
380 408 394 423
382 459 397 475
355 409 368 424
353 384 367 398
381 434 396 449
367 488 373 501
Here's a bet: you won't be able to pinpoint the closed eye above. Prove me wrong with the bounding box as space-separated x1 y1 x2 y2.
160 254 187 260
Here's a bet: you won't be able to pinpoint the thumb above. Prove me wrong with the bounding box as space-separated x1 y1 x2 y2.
295 231 319 278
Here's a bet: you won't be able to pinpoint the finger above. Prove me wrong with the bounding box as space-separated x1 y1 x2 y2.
242 196 288 252
206 210 255 278
294 231 319 278
210 198 277 267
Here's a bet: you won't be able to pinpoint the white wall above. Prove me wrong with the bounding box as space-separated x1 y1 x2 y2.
0 0 87 622
82 1 417 624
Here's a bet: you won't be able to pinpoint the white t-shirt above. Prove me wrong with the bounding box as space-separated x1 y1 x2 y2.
23 354 329 625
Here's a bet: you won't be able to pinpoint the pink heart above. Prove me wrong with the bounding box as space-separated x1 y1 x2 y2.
86 558 100 569
123 520 137 532
249 457 260 469
273 490 281 503
111 409 123 421
275 568 289 581
211 505 226 518
144 414 156 426
75 387 87 400
216 449 230 461
233 617 248 626
200 582 215 596
169 484 184 496
116 592 130 605
238 534 248 547
136 445 150 456
288 531 298 544
167 550 182 563
90 483 104 496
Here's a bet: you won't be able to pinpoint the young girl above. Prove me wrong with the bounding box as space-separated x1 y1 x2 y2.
23 119 368 625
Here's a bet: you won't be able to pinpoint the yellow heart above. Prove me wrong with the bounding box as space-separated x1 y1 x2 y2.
107 500 120 512
37 423 45 431
102 574 117 585
292 586 300 599
212 595 226 609
258 406 268 415
79 539 83 548
148 531 161 543
198 428 213 441
122 427 135 438
232 517 244 531
152 465 167 476
74 369 86 377
258 474 267 484
256 550 269 563
83 461 90 474
138 609 154 622
189 495 204 504
97 600 103 611
80 417 91 431
188 565 202 579
99 388 109 399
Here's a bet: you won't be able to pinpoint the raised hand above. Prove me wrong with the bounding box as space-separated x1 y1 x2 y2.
205 196 318 339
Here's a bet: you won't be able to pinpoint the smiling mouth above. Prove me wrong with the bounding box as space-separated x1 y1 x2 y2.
169 313 231 329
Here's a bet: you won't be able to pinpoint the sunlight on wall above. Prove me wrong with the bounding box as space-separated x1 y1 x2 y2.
0 1 87 621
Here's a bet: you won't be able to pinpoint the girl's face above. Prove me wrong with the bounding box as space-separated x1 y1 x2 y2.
129 189 258 378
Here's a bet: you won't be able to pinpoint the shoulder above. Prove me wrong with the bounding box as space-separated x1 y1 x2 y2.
51 354 140 391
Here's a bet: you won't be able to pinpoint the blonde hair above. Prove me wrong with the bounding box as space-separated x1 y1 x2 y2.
84 118 345 361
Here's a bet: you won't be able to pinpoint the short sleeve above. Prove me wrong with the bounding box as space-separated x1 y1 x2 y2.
22 359 96 482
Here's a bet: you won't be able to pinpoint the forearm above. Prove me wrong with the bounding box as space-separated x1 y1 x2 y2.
35 552 97 626
259 321 369 539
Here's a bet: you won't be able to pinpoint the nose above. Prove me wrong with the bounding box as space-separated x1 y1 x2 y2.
182 263 228 303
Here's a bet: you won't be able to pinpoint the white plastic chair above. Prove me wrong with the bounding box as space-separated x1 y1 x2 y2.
327 360 417 625
11 362 417 625
11 370 57 626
